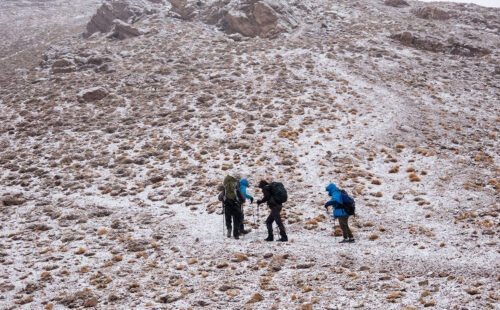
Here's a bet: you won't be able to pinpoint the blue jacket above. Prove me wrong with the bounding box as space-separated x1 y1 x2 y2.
325 183 348 218
239 179 253 200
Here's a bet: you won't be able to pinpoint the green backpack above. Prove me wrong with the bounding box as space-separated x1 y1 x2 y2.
223 175 239 201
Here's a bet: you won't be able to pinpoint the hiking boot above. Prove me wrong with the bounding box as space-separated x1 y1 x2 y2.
339 238 349 243
240 229 249 235
264 233 273 242
227 231 231 238
278 233 288 242
348 238 355 243
234 235 239 240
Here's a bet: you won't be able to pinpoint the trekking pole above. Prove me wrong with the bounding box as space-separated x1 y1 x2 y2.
252 201 256 227
257 203 260 235
326 206 332 223
333 217 337 240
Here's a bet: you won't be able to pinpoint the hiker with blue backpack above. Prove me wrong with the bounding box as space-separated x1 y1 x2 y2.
257 180 288 242
325 183 355 243
238 179 253 234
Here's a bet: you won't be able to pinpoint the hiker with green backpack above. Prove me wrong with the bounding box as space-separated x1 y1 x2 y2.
325 183 355 243
218 175 245 239
257 180 288 242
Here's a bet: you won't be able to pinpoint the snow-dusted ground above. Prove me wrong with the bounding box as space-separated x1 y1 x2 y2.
419 0 500 8
0 0 499 309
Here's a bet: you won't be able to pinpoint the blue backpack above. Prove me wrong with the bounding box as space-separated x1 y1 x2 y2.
340 190 355 216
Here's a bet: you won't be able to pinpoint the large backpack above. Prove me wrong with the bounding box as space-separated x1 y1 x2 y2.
223 175 239 202
340 190 355 216
269 182 287 204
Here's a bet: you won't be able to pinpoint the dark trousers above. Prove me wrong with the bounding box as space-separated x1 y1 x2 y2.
266 204 286 235
224 200 242 237
338 216 353 239
239 204 246 232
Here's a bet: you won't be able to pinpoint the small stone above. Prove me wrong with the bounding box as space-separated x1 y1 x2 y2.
247 293 264 303
77 87 108 102
83 297 98 308
158 293 182 303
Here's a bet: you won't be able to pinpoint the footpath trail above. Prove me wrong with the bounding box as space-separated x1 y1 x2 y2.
0 0 498 309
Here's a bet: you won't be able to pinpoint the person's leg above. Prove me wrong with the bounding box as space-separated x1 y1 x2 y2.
346 216 354 241
338 216 349 241
265 211 274 241
225 205 232 238
272 205 287 241
239 204 247 234
233 204 242 239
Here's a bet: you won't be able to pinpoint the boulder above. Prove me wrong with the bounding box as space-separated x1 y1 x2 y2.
84 0 151 38
60 289 95 308
1 193 26 206
414 6 451 20
390 32 444 53
390 32 490 57
83 297 98 308
110 19 145 40
158 293 183 303
384 0 409 8
52 67 76 74
219 0 298 38
52 59 74 68
446 43 490 57
77 87 108 102
168 0 197 20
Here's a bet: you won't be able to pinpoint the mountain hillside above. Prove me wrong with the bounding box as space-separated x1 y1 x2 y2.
0 0 499 309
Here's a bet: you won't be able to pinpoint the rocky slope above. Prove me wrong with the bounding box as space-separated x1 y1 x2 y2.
0 0 499 309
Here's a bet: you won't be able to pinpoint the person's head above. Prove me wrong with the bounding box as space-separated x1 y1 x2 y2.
326 183 339 195
258 180 269 189
217 183 224 191
240 179 250 187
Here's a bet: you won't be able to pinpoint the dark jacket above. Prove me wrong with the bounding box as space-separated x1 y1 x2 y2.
257 185 279 208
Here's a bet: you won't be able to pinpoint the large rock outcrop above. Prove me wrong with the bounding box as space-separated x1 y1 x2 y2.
390 32 490 57
219 0 298 38
84 0 297 39
168 0 298 38
83 0 153 38
384 0 410 8
168 0 197 20
414 6 451 20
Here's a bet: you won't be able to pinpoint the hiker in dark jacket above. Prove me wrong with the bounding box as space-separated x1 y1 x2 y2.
238 179 253 234
257 180 288 242
218 176 245 239
325 183 354 243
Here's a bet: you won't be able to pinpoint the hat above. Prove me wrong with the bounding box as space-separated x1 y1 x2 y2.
258 180 269 189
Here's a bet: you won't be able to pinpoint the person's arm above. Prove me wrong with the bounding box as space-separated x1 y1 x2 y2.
240 185 253 200
218 190 225 202
325 200 336 208
325 199 342 209
257 186 271 204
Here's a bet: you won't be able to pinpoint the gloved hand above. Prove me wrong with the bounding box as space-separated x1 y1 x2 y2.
250 198 254 204
257 200 262 205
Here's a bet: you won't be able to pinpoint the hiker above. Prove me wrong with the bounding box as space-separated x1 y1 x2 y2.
325 183 355 243
239 179 254 234
218 175 245 239
257 180 288 242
